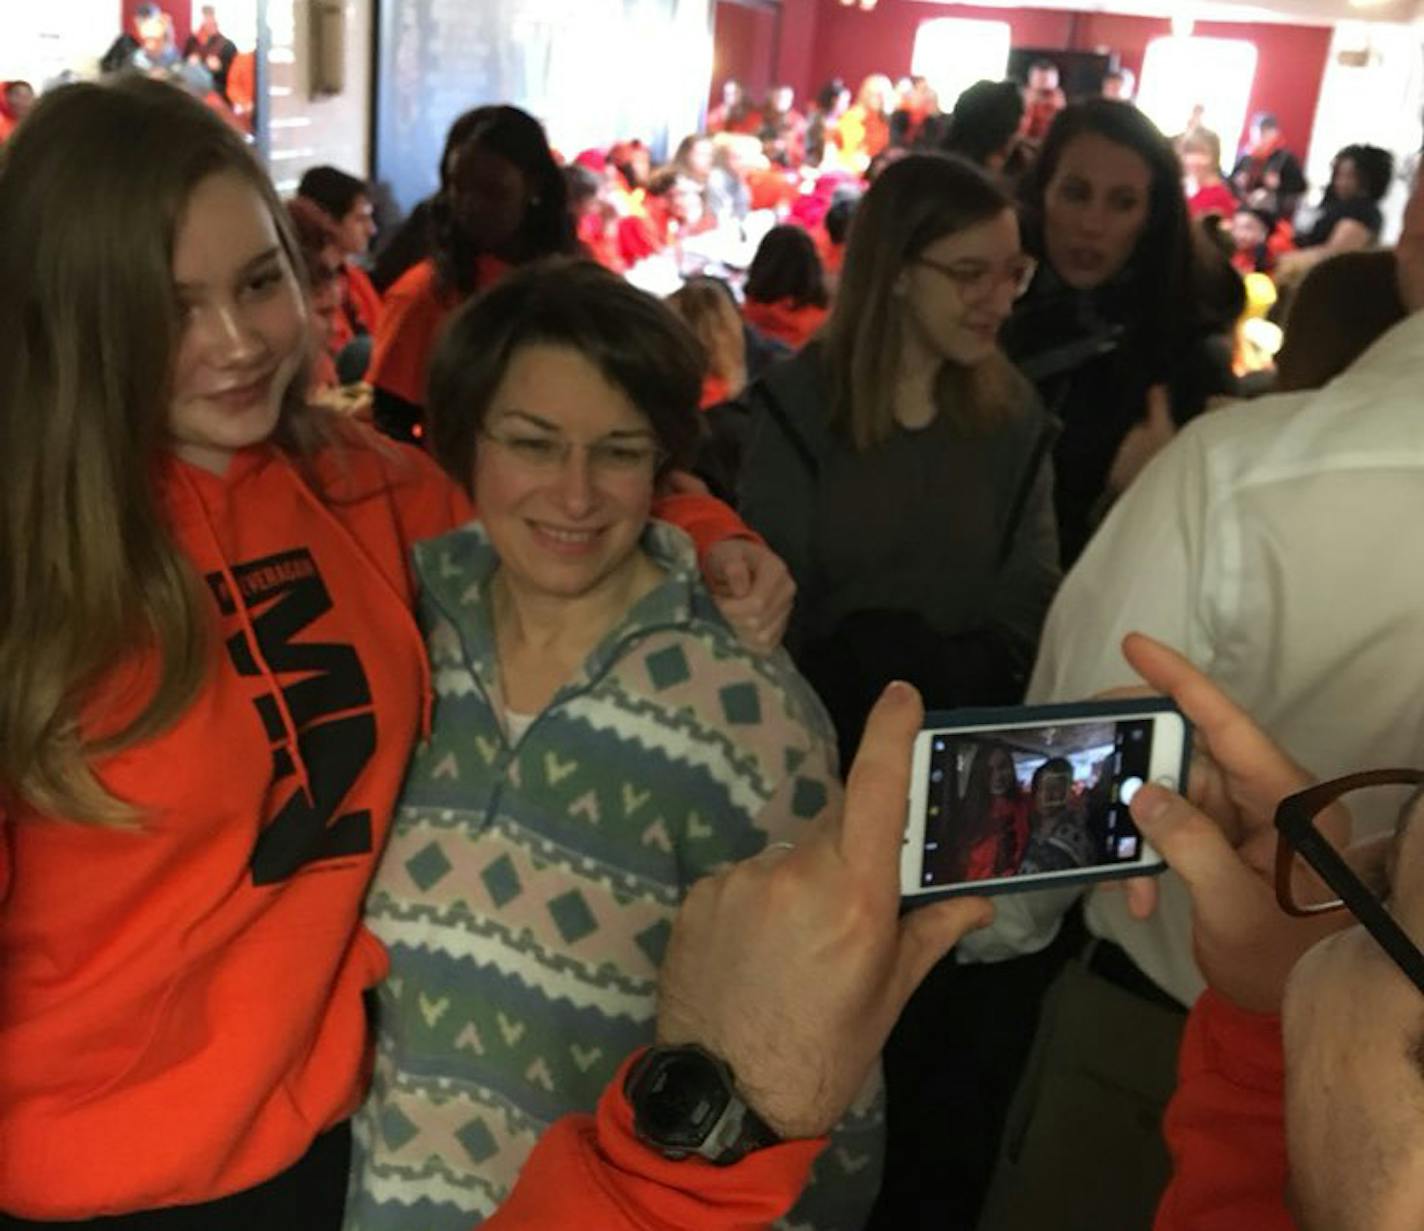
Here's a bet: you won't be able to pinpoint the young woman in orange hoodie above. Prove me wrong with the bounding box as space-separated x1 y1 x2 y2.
0 76 791 1229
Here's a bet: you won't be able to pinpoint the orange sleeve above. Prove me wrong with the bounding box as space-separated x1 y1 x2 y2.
488 1054 824 1230
368 261 449 409
652 491 763 558
345 264 384 335
383 439 474 544
1153 991 1292 1231
227 52 255 113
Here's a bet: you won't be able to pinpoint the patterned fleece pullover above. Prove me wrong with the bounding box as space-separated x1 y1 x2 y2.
347 520 884 1231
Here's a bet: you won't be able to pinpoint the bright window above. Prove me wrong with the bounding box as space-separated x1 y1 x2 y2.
1137 37 1258 164
911 18 1012 112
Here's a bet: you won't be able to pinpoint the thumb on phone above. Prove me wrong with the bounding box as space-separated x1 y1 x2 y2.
1129 782 1260 909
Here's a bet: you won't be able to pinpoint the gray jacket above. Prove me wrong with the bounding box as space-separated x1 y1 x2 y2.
737 344 1062 658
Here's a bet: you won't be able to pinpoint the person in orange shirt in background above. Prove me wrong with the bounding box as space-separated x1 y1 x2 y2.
707 78 762 136
817 195 858 290
667 277 749 410
834 74 893 173
1180 126 1238 220
367 105 580 442
0 82 35 143
225 47 255 132
891 75 939 148
1021 60 1067 142
760 83 807 166
283 196 349 391
298 165 384 381
565 162 626 272
604 138 656 227
743 225 831 351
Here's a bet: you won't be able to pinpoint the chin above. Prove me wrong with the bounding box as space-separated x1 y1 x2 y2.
946 337 999 367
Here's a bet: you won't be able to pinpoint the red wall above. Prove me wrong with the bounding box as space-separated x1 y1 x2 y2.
779 0 1330 161
711 2 782 108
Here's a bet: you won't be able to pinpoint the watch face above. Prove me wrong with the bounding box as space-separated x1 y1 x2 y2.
640 1052 732 1150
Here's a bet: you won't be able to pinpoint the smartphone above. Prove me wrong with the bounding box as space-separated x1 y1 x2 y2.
901 699 1189 902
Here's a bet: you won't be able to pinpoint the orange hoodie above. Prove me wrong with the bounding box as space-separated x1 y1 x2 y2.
1153 991 1292 1231
0 431 467 1218
743 298 829 351
0 430 758 1218
488 1053 826 1229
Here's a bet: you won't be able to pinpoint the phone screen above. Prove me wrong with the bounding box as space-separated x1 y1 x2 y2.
916 717 1159 890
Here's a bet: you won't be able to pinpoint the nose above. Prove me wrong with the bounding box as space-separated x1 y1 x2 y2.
990 273 1019 318
199 301 266 369
1076 200 1109 238
552 446 597 517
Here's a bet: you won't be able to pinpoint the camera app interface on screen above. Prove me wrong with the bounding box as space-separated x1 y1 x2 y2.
919 719 1155 887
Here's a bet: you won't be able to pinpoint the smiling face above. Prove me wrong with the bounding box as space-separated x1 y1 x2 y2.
1043 131 1153 290
987 748 1017 795
901 207 1022 367
473 344 659 604
168 171 307 474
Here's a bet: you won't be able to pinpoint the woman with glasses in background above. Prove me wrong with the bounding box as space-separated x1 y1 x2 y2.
736 152 1060 765
347 260 881 1231
733 152 1059 1230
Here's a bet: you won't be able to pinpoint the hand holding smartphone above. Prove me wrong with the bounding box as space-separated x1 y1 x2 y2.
900 699 1189 903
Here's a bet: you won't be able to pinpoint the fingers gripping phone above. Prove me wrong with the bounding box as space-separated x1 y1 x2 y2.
901 699 1189 902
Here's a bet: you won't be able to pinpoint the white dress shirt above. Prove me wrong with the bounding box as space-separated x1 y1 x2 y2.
958 310 1424 1006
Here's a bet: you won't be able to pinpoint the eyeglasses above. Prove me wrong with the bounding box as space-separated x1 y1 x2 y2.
478 428 665 476
916 254 1038 303
1275 769 1424 996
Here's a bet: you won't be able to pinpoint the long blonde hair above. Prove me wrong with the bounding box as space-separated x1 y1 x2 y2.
665 278 748 397
0 77 320 823
819 153 1025 452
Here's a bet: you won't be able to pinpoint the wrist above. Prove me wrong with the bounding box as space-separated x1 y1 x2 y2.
624 1044 784 1164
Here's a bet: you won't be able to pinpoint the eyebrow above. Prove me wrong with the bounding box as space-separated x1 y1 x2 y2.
493 409 656 439
173 246 283 293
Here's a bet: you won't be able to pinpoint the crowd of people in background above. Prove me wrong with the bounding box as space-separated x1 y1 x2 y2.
4 34 1424 1231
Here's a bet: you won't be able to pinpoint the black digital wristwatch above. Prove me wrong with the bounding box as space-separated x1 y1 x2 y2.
624 1044 783 1165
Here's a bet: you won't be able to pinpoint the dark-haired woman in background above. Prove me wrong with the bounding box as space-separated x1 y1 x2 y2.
742 224 830 351
1004 98 1238 566
1275 143 1394 291
366 105 579 443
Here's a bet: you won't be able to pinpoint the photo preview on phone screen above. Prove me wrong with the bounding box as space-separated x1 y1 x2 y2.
918 718 1157 890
